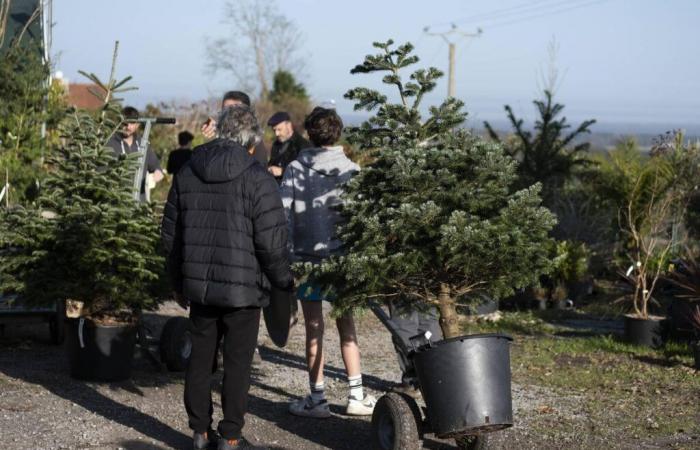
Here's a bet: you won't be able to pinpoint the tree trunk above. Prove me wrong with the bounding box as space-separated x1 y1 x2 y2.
437 283 461 339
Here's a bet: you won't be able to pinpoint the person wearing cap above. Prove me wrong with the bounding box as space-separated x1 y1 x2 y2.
267 111 311 182
201 91 269 166
106 106 164 201
167 130 195 175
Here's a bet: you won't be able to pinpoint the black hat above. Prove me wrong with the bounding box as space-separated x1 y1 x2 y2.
267 111 291 127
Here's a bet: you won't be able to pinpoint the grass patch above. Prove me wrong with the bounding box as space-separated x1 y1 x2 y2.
466 311 700 443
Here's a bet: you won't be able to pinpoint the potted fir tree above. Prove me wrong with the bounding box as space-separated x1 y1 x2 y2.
0 50 164 381
304 41 556 444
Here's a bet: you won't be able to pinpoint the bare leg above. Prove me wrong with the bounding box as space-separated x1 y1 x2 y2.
336 313 361 378
301 300 325 384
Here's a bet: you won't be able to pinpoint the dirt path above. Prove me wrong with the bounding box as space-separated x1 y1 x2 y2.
0 302 692 449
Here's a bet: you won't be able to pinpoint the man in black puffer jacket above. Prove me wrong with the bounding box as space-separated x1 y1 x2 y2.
162 105 292 450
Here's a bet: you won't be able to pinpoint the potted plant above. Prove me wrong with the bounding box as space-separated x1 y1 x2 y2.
617 132 700 347
666 258 700 340
304 40 556 446
0 47 164 381
548 240 590 309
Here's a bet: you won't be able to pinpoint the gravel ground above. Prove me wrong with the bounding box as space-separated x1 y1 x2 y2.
0 301 692 450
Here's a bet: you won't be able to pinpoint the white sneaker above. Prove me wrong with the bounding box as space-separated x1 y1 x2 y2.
346 395 377 416
289 395 331 419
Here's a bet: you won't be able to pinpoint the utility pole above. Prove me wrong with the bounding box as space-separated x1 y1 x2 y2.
424 24 482 98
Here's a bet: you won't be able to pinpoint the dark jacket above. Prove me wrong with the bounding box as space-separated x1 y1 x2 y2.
166 147 192 175
269 131 311 182
161 138 293 309
107 134 162 194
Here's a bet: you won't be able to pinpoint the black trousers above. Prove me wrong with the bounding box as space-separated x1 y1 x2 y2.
185 303 260 440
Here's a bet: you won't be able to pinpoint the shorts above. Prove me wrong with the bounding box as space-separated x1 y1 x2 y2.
297 282 336 302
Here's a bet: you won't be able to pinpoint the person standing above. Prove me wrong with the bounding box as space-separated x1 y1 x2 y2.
106 106 164 201
162 105 292 450
201 91 269 166
166 130 194 175
280 107 375 418
267 111 311 183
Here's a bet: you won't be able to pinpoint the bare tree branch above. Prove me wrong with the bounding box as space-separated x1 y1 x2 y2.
206 0 305 100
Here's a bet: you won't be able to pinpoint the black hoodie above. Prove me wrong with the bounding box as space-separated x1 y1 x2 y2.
161 138 292 308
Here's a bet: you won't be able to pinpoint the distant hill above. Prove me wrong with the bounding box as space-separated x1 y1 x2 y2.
339 112 699 151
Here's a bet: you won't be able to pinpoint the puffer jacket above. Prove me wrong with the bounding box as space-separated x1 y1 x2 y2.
161 138 292 308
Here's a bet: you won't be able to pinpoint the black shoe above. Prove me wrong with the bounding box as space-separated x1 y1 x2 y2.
218 437 268 450
193 429 218 450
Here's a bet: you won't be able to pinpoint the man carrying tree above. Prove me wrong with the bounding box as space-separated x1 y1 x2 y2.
267 111 311 183
107 106 164 202
201 91 269 166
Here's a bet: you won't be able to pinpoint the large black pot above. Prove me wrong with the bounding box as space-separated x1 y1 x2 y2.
65 318 137 381
623 315 665 348
412 333 513 438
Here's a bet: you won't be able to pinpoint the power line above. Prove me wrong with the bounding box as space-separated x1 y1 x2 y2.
484 0 613 30
431 0 557 28
428 0 611 31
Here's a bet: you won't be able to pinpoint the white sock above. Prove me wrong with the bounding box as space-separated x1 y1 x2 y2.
310 381 325 403
348 375 364 401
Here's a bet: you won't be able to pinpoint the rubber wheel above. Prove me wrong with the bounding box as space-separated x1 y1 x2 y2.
50 300 66 345
371 392 422 450
159 317 191 372
455 434 488 450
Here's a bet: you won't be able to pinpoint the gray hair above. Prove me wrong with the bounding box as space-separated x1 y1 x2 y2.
216 105 262 149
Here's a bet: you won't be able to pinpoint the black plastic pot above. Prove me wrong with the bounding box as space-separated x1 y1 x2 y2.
65 318 137 381
413 333 513 438
623 315 665 348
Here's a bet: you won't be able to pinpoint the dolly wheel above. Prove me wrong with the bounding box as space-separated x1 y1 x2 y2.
455 434 488 450
371 392 421 450
160 317 191 372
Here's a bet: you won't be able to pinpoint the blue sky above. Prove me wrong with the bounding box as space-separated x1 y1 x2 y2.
52 0 699 132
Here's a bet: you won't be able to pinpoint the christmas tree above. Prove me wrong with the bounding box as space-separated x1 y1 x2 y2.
0 45 164 321
304 40 557 338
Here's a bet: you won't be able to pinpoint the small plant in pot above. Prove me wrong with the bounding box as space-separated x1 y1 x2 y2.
542 239 590 310
302 40 556 447
0 48 164 381
665 258 700 340
617 132 700 347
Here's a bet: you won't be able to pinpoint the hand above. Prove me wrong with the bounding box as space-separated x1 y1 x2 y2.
201 117 217 139
174 292 189 309
152 169 164 183
268 165 283 177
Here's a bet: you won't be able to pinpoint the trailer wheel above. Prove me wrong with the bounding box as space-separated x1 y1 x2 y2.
160 317 191 372
371 392 422 450
50 300 66 345
455 434 488 450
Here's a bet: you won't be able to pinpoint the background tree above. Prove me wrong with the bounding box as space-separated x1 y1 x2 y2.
206 0 305 100
268 69 308 104
0 40 64 204
0 44 165 319
303 40 557 338
484 90 596 206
